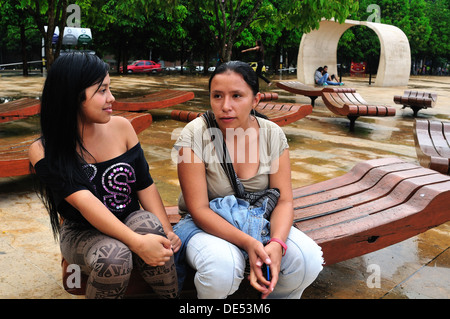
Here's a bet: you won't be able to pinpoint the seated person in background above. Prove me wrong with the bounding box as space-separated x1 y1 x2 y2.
314 66 344 86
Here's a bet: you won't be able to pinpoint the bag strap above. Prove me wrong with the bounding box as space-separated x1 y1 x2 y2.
202 111 244 196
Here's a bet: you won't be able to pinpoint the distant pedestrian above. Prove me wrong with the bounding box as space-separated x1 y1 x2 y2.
241 39 272 86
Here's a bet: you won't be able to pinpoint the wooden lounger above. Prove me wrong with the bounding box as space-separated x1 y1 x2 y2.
321 87 396 131
112 89 195 111
394 90 437 117
276 81 323 106
61 157 450 296
0 111 152 178
413 119 450 175
0 98 41 123
170 103 312 127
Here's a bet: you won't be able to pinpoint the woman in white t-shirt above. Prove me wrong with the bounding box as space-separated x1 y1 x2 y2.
173 61 323 299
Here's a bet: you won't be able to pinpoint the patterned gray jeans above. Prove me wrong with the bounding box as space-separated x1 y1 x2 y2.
60 210 178 299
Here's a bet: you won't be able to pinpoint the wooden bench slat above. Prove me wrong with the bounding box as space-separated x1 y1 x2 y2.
413 119 450 175
295 168 438 232
0 98 41 123
292 157 405 198
293 165 439 222
295 163 424 203
444 122 450 145
429 121 450 158
112 89 195 111
305 180 450 265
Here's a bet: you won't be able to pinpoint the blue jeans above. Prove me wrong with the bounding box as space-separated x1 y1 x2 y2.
317 73 340 85
185 226 324 299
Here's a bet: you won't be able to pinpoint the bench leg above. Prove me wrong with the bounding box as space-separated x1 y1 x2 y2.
347 115 359 132
310 96 318 107
411 106 422 117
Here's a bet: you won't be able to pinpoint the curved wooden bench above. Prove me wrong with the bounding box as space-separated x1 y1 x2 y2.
413 119 450 175
61 157 450 296
291 157 450 265
112 89 194 111
394 90 437 117
0 111 152 178
321 87 396 131
276 81 323 106
0 98 41 123
170 102 313 127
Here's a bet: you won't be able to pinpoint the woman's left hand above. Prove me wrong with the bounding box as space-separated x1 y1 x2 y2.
260 241 283 299
248 240 283 298
167 231 182 253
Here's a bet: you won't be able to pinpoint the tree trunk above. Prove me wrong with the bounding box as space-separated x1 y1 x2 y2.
29 0 68 71
19 18 28 76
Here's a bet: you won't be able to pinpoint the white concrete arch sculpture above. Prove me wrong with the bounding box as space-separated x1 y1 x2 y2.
297 19 411 87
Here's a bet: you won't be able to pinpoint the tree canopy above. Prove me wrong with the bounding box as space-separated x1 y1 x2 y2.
1 0 449 74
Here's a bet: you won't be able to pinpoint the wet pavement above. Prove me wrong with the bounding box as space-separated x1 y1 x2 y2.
0 71 449 299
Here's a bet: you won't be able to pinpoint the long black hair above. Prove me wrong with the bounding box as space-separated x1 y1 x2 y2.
35 52 109 238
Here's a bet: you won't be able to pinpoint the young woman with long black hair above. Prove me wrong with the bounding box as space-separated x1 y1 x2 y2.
29 52 180 299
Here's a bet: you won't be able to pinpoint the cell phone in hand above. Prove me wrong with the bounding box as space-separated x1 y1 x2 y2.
262 264 270 281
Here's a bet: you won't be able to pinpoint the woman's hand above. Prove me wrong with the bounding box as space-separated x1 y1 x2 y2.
167 231 182 253
260 241 283 299
246 239 284 298
130 233 174 267
245 238 273 296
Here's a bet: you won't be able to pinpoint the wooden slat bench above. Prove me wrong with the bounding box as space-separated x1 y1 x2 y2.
276 81 324 106
170 103 313 127
0 111 152 178
0 98 41 123
394 90 437 117
61 157 450 297
112 89 195 111
413 119 450 175
321 87 396 131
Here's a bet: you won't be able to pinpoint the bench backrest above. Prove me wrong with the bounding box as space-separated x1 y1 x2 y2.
394 90 437 107
322 88 395 117
414 119 450 175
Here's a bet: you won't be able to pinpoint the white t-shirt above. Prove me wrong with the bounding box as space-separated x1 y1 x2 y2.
173 116 289 216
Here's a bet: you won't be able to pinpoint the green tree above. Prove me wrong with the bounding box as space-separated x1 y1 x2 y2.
18 0 69 70
79 0 179 73
187 0 358 62
337 0 433 75
425 0 450 62
1 0 41 75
